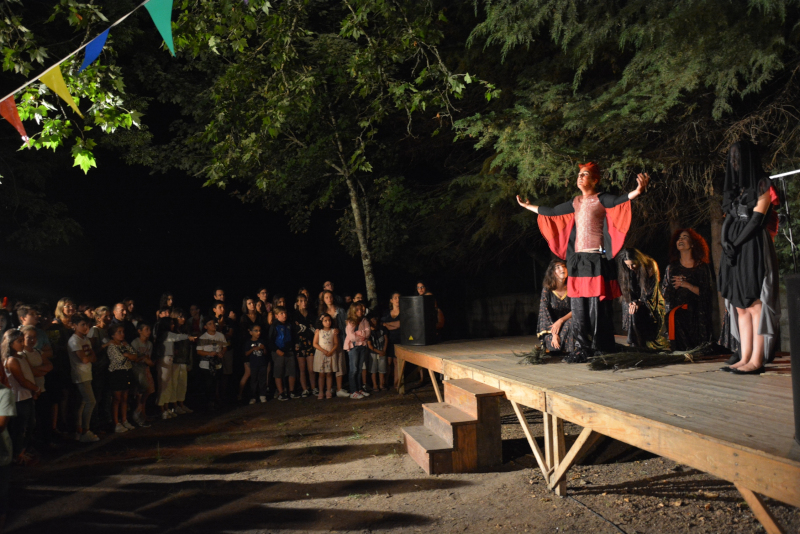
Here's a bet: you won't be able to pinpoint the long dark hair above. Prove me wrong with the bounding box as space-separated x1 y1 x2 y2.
318 289 336 317
159 293 174 309
617 248 659 303
542 260 567 291
668 228 709 264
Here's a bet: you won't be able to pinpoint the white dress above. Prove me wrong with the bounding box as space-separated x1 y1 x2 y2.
313 330 338 373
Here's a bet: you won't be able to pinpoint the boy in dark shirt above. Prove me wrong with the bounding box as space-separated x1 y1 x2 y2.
245 324 269 403
269 307 297 401
211 301 235 402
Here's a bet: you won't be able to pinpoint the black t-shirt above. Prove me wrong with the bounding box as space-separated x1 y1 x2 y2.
247 339 267 359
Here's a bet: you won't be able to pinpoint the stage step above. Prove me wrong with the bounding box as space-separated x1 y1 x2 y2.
444 378 503 469
402 425 453 475
444 378 505 419
423 402 476 446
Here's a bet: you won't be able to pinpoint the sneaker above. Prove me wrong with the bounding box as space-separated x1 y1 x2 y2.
180 405 193 414
162 411 172 420
169 409 179 418
362 385 372 393
115 423 128 434
336 389 350 398
133 413 151 428
301 389 310 398
312 388 319 396
174 406 187 415
249 399 257 405
350 392 364 400
278 392 289 401
259 396 267 403
80 431 100 443
359 390 370 397
289 392 300 399
122 420 135 430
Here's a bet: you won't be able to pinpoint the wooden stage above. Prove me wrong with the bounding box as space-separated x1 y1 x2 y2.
395 336 798 534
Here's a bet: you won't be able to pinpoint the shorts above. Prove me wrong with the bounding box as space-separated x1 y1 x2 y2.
369 353 387 374
271 351 297 379
109 369 132 392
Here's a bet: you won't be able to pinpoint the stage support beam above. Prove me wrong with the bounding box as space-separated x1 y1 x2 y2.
510 400 549 483
429 368 442 402
734 484 786 534
548 427 602 491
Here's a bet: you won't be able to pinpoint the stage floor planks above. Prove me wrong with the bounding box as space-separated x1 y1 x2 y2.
395 336 800 513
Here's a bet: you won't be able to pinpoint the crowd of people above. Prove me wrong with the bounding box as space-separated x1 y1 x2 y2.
0 280 446 527
528 141 782 373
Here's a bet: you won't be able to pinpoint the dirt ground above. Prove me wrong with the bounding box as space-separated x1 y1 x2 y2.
6 381 799 533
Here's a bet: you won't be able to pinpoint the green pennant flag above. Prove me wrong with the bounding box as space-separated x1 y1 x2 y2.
145 0 175 56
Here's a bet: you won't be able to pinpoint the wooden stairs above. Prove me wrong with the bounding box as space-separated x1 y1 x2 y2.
402 378 504 474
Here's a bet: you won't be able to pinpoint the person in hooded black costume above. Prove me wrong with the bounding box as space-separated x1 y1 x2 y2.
718 141 781 374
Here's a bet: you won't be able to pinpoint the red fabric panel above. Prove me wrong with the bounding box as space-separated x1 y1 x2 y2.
605 201 631 258
668 304 688 340
538 213 574 260
568 276 621 300
767 185 780 239
0 96 28 142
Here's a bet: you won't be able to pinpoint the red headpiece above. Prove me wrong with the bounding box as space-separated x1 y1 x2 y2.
579 162 600 181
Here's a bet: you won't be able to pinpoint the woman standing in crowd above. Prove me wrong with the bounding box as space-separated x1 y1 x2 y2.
537 260 575 353
237 297 261 402
662 229 714 351
319 290 348 397
718 140 781 374
617 248 669 350
382 292 401 390
47 298 76 437
344 303 370 400
293 293 317 397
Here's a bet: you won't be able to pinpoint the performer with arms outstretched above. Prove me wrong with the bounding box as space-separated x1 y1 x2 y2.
517 163 649 362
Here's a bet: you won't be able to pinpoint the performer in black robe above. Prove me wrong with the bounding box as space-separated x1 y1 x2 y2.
537 260 575 353
617 248 669 350
518 162 649 362
718 140 781 374
661 228 715 351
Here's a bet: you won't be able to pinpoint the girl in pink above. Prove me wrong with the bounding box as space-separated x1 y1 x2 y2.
344 303 370 400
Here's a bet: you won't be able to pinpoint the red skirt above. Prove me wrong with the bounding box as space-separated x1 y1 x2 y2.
567 252 621 300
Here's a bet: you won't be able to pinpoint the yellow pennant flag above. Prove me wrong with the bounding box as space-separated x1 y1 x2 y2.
39 66 83 118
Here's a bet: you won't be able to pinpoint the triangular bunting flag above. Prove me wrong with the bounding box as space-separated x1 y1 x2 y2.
39 66 84 118
79 29 110 72
0 96 29 143
145 0 175 56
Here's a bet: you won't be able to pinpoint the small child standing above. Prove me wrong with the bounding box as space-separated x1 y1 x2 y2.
244 325 269 403
107 324 138 433
130 323 154 427
367 313 388 391
2 330 39 462
268 307 297 401
196 317 226 410
67 317 99 442
312 313 338 399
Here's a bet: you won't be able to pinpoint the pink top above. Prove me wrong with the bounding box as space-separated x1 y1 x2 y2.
573 194 605 252
344 319 371 351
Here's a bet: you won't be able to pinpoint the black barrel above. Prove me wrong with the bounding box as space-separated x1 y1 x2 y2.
786 274 800 445
399 295 438 346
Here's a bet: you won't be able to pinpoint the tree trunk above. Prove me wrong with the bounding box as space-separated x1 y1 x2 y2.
710 195 724 337
345 175 378 307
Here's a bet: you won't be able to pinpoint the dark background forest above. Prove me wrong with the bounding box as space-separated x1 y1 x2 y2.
1 0 799 336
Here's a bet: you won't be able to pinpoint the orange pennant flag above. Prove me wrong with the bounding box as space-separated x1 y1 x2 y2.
39 66 83 118
0 96 29 144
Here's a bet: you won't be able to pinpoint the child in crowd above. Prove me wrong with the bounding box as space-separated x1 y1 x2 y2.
88 307 112 432
20 326 52 410
107 324 137 433
17 306 53 360
269 306 297 401
344 303 370 400
67 317 99 442
155 317 193 419
171 309 193 415
244 324 269 403
367 313 388 391
2 330 39 463
131 323 155 427
196 317 226 410
0 364 14 528
312 313 338 399
293 293 316 397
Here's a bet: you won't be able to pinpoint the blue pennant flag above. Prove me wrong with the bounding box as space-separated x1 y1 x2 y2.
79 29 110 72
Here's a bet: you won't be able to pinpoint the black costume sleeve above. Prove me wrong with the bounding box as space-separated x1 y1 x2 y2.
661 264 674 314
537 200 574 217
536 289 554 336
731 211 766 247
599 192 630 208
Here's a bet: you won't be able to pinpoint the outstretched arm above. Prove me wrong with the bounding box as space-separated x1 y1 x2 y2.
627 173 649 200
516 195 539 214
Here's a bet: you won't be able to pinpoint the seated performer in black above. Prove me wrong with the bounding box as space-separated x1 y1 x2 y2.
537 260 575 353
617 248 669 350
718 140 781 374
517 162 649 362
661 229 714 351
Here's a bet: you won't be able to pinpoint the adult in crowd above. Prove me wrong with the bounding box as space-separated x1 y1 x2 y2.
47 298 76 437
382 292 401 389
237 297 261 402
159 293 174 314
517 162 649 362
661 229 715 351
719 140 781 374
537 260 575 353
617 248 668 350
214 287 237 322
319 290 348 397
110 303 137 343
